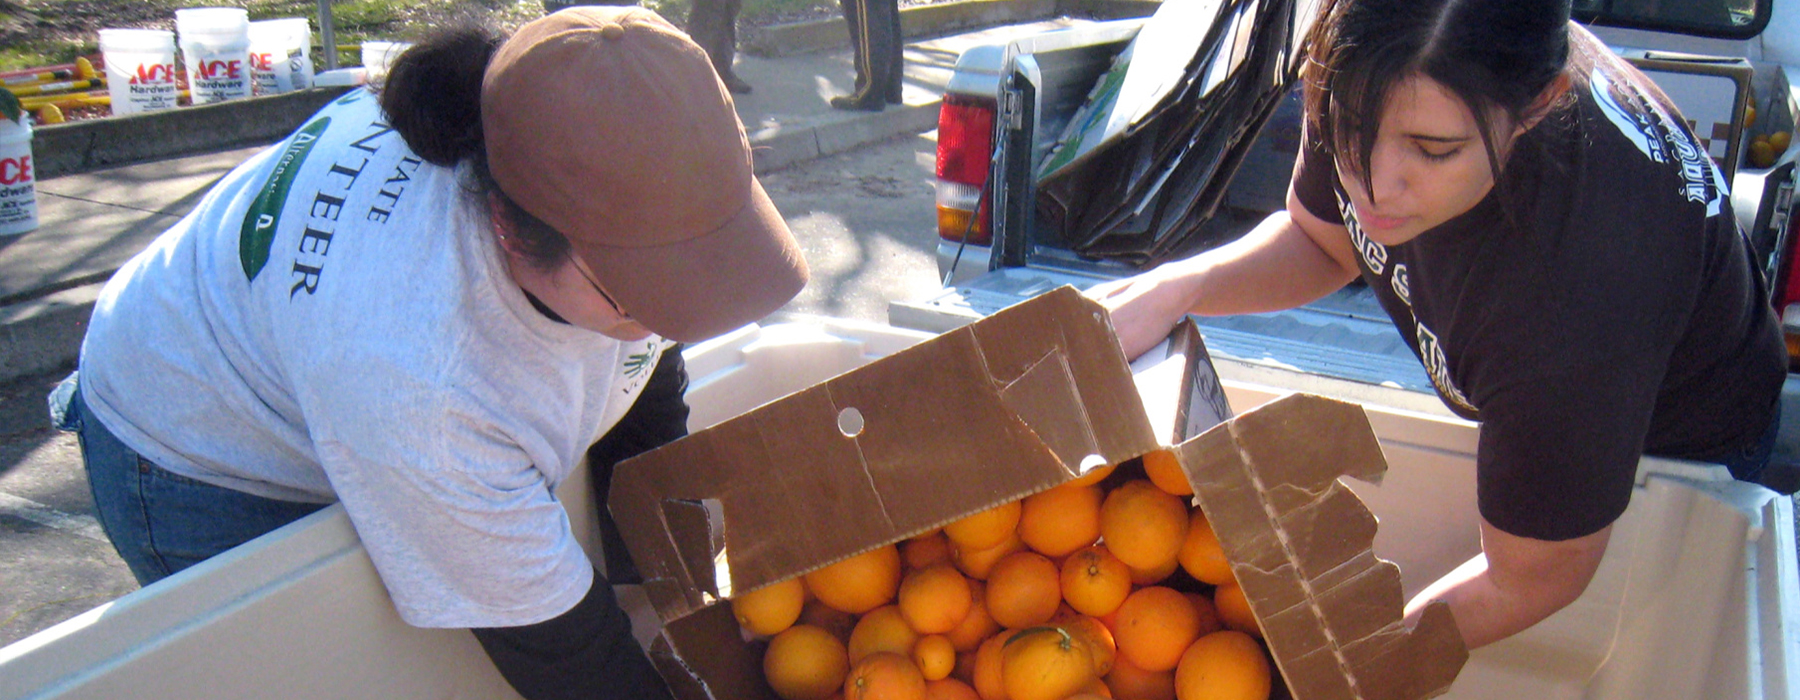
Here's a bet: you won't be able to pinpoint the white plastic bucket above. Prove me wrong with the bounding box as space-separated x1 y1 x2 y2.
98 28 179 115
0 115 37 237
247 18 313 96
359 41 413 83
177 7 252 104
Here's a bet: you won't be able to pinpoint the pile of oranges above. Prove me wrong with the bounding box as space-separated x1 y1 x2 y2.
732 450 1275 700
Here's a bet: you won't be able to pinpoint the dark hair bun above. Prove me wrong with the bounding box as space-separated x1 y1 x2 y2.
379 26 502 166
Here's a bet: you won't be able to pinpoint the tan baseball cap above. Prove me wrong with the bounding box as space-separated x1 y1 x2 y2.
481 6 807 342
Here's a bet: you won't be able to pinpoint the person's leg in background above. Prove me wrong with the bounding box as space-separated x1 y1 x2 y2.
55 376 327 586
688 0 752 94
882 0 904 104
833 0 875 110
585 345 690 585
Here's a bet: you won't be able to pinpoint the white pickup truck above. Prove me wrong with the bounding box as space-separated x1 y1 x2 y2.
0 313 1791 699
1 3 1796 699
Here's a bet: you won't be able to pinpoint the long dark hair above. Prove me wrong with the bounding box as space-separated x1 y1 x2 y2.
378 23 571 270
1302 0 1575 204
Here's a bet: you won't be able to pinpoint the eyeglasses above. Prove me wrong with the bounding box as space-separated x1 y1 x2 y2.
568 254 631 320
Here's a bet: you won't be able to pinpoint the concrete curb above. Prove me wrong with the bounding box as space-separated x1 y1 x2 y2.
33 87 353 181
750 100 939 173
743 0 1157 57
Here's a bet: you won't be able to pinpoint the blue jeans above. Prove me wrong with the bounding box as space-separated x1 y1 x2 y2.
52 374 327 586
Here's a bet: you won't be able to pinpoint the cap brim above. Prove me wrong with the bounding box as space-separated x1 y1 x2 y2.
578 179 808 343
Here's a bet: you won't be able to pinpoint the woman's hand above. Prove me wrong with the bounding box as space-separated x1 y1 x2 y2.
1084 264 1202 361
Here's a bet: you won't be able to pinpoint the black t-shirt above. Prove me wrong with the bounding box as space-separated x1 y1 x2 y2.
1291 34 1785 541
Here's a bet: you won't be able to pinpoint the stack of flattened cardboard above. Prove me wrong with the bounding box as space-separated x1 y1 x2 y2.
611 287 1467 699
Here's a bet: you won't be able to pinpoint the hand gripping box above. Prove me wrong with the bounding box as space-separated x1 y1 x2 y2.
610 287 1468 700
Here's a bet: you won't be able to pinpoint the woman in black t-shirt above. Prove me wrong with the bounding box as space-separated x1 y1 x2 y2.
1088 0 1787 649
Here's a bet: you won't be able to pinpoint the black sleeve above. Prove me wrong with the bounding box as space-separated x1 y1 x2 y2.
589 344 692 584
471 569 674 700
1473 360 1660 541
1290 123 1344 225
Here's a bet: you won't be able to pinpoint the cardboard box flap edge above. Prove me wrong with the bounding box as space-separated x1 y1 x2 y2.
1177 393 1469 700
612 287 1162 623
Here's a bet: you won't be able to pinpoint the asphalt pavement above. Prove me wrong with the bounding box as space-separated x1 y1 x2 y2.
0 17 1103 649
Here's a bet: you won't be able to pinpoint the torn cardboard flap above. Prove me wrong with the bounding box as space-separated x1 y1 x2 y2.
612 287 1160 623
1180 393 1468 700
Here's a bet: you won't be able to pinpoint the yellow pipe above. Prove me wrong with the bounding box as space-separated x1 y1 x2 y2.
21 90 191 110
6 78 104 98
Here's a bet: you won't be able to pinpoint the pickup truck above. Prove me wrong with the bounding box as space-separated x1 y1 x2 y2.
0 313 1792 699
890 0 1800 696
1 4 1795 699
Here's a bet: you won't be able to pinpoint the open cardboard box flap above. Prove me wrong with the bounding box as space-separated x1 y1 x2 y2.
612 287 1467 700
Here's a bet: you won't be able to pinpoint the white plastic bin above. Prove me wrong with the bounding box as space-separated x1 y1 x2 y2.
177 8 252 104
0 113 35 236
97 29 178 115
246 18 313 96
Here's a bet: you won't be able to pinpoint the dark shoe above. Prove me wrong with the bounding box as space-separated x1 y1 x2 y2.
830 94 886 111
720 72 752 95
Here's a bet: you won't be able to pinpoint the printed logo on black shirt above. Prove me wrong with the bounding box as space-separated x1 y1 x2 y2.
1340 197 1478 415
1590 66 1727 216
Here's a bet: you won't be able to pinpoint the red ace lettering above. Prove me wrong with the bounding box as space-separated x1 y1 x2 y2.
0 156 31 186
132 63 175 84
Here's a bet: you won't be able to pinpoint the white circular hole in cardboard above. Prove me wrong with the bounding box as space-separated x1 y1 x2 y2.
837 407 865 437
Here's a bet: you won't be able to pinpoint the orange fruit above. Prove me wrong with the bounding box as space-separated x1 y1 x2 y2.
1079 676 1115 697
1019 483 1103 558
945 580 1002 652
735 576 808 636
1112 587 1202 672
1105 657 1176 700
1141 450 1192 496
1067 461 1118 488
1053 612 1118 677
1212 584 1260 639
972 633 1010 700
905 531 954 570
1001 626 1097 700
846 651 928 700
1061 546 1132 617
850 605 922 664
1177 510 1232 586
985 552 1063 629
801 597 859 644
915 634 957 681
1099 481 1188 574
766 624 852 700
1182 593 1223 639
1125 554 1180 586
899 563 974 634
945 502 1023 551
1173 631 1270 700
808 545 904 615
953 531 1027 581
925 678 983 700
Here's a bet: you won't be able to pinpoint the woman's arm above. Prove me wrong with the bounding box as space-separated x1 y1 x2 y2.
1404 517 1611 649
1085 188 1363 360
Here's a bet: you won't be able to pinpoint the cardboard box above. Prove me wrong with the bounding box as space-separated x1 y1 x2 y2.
611 287 1467 700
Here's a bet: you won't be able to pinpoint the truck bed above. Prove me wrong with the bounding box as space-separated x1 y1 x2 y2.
3 317 1792 699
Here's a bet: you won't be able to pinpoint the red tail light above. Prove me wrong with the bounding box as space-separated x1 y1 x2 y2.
936 94 995 246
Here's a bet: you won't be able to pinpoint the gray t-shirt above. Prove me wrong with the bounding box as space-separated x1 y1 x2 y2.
80 89 669 628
